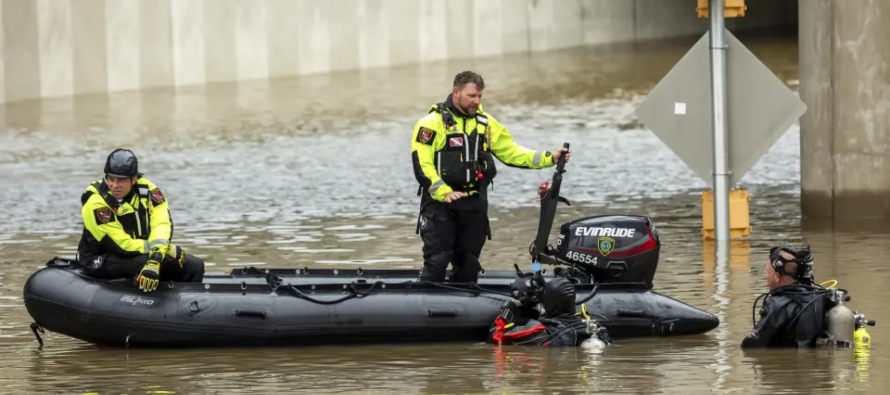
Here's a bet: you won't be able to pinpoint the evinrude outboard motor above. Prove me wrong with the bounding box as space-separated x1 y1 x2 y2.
554 214 660 289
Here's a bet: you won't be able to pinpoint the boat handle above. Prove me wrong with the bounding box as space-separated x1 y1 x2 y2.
427 309 459 318
235 309 267 319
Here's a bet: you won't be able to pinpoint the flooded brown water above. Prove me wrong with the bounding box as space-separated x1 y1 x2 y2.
1 32 886 394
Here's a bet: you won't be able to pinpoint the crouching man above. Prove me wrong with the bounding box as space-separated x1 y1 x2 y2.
76 149 205 292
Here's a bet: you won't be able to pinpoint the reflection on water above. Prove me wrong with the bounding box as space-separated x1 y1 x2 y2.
0 33 885 394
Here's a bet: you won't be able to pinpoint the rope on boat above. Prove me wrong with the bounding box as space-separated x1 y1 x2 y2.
237 266 513 305
414 280 513 299
283 281 385 305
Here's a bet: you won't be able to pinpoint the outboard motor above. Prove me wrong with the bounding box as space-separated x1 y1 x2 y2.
554 214 660 289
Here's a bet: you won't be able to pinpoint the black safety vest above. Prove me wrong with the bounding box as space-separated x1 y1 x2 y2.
427 102 497 193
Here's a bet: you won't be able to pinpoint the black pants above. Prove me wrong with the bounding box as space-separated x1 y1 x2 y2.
418 194 489 283
82 252 205 283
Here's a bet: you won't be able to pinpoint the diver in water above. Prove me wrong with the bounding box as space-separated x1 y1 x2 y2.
488 274 611 348
742 244 836 348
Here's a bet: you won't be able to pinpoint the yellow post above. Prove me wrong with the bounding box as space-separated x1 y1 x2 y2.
697 0 747 18
701 189 751 239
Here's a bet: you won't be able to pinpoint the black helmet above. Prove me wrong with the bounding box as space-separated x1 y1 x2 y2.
104 148 141 178
510 276 543 306
542 277 576 318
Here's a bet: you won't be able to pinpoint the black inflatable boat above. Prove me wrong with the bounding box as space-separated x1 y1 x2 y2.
23 142 720 348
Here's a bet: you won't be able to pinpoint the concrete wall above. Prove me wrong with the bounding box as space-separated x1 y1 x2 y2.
0 0 795 105
799 0 890 221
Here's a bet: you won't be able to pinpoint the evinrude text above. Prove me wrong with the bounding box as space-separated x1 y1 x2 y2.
574 227 635 238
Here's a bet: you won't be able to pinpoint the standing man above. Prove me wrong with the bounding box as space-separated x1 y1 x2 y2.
410 70 570 283
77 148 205 292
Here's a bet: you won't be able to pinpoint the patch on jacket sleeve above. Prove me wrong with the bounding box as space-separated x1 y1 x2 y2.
416 127 436 145
150 188 166 205
94 207 116 224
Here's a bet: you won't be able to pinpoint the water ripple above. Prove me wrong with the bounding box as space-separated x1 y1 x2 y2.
0 34 881 395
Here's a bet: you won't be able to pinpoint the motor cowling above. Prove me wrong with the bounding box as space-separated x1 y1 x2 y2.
555 214 660 289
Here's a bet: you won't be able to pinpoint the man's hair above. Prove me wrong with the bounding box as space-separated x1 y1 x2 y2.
453 70 485 90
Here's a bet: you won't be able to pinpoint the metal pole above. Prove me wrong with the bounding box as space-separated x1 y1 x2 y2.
709 0 731 241
711 238 730 388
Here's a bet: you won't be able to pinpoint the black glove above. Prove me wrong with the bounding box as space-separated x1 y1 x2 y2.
510 276 545 306
166 243 184 268
136 248 164 292
499 299 539 327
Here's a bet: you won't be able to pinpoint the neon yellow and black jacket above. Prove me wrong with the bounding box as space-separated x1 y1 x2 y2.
77 177 174 263
411 95 555 202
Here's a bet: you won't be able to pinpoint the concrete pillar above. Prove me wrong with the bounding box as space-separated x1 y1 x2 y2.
799 0 890 221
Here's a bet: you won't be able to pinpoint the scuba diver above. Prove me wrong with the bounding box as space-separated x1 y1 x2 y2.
742 244 831 348
488 268 612 348
743 243 877 349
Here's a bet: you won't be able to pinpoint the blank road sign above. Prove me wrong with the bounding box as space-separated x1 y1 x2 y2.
634 28 807 189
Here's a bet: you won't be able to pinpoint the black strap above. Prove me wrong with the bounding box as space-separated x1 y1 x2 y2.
430 102 456 129
134 183 150 199
431 102 489 133
81 181 122 211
